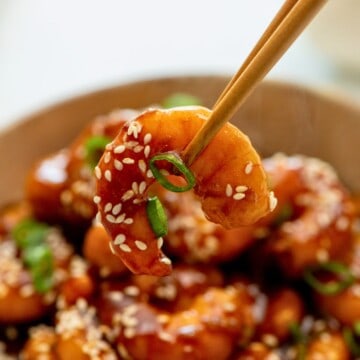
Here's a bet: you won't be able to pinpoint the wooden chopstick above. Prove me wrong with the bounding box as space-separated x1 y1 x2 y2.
182 0 327 166
215 0 299 106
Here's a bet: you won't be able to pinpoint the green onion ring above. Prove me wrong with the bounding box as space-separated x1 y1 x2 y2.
303 261 355 295
149 152 195 192
85 135 111 168
343 324 360 357
146 196 168 237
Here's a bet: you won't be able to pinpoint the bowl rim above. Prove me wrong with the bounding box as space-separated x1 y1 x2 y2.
2 74 359 136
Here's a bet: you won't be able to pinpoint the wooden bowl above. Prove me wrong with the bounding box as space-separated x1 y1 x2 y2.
1 75 359 207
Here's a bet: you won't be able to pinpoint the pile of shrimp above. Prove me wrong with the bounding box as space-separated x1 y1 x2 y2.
0 100 359 360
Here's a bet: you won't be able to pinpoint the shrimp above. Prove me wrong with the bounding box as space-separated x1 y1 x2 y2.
313 233 360 326
97 273 256 360
95 106 273 276
22 300 118 360
305 331 350 360
261 154 355 277
157 184 257 264
83 222 129 277
26 109 138 227
257 288 305 342
0 222 73 323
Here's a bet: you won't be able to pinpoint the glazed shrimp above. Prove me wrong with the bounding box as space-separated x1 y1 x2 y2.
95 106 273 276
83 222 128 277
97 278 256 360
26 109 137 227
313 232 360 326
0 220 73 323
22 300 118 360
257 288 305 342
261 154 355 277
157 184 257 264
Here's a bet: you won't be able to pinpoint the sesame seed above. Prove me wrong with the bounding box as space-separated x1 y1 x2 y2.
95 166 102 179
124 286 140 297
157 314 170 324
134 145 144 153
262 333 279 348
143 133 152 144
114 234 126 245
158 331 174 342
157 237 163 249
226 184 233 197
114 159 123 171
105 170 112 182
109 291 124 302
122 190 134 201
120 244 131 253
160 257 171 265
114 145 125 154
104 202 113 213
124 218 133 224
139 181 146 194
104 152 111 163
125 141 139 149
105 143 112 151
316 249 329 262
20 284 34 298
106 214 116 223
245 162 253 174
269 191 278 212
115 214 126 223
146 169 154 178
133 198 143 204
223 302 236 312
135 240 147 251
123 158 135 164
138 159 146 173
60 190 73 205
93 195 101 204
95 211 102 223
132 182 139 194
336 216 349 231
117 344 130 359
233 193 246 200
112 203 122 215
144 145 151 158
235 185 248 192
124 327 136 338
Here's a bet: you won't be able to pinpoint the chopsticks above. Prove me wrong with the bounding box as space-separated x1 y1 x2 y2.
182 0 327 166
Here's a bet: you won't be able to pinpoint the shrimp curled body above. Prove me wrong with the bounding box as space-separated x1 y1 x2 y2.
96 106 272 276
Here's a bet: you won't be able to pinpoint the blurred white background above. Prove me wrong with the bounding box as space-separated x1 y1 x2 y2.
0 0 359 129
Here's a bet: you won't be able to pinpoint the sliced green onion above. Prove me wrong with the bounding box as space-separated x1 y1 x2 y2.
303 261 355 295
149 153 195 192
162 93 201 109
23 244 54 293
273 203 293 226
12 219 49 249
343 324 360 357
85 135 111 168
289 322 307 360
146 196 168 237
